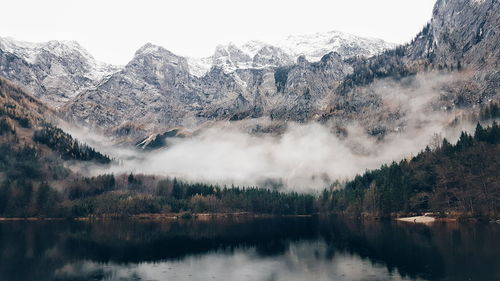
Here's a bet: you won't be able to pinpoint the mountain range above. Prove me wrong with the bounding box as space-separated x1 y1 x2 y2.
0 29 395 139
0 0 498 145
187 31 395 76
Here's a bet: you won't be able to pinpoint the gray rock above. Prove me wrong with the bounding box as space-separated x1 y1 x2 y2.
0 38 118 107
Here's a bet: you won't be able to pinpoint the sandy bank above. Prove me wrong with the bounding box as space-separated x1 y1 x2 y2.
397 216 436 224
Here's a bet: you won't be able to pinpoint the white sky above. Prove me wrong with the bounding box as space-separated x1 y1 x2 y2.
0 0 436 65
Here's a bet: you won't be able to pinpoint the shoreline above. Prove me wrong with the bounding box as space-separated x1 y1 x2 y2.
0 212 315 221
0 213 497 223
321 212 500 224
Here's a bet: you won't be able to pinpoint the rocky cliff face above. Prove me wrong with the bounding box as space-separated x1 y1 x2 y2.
0 38 118 107
408 0 499 69
64 46 357 136
64 43 205 131
319 0 499 137
408 0 499 103
62 31 380 136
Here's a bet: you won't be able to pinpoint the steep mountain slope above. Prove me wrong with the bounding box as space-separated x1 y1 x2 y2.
339 0 499 95
0 37 118 107
408 0 499 68
320 0 499 136
63 44 242 134
0 76 110 171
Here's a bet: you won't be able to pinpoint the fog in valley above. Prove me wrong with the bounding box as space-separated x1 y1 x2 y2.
65 71 478 191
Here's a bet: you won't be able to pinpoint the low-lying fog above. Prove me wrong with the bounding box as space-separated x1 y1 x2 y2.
63 72 480 192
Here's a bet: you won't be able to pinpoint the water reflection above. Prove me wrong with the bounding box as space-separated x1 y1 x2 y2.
0 217 498 281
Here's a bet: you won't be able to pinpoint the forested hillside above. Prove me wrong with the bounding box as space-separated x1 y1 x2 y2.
0 76 316 217
319 123 500 219
0 77 111 216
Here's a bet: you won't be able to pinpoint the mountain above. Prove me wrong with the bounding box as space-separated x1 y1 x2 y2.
187 30 395 76
64 46 358 138
67 0 498 141
63 43 237 135
0 37 119 107
408 0 499 69
321 0 499 134
62 31 393 138
1 0 499 143
0 31 394 139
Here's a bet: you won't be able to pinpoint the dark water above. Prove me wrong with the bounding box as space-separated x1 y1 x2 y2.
0 217 498 281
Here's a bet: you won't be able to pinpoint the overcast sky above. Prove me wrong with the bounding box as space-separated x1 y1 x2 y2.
0 0 436 65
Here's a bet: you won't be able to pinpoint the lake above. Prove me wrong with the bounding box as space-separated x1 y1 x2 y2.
0 217 498 281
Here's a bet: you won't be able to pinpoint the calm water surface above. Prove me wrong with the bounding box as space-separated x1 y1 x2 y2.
0 217 498 281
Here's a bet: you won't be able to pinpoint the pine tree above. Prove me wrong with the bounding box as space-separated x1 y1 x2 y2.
474 123 487 142
128 173 135 184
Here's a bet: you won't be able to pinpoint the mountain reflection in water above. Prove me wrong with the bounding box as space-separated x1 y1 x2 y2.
0 217 498 281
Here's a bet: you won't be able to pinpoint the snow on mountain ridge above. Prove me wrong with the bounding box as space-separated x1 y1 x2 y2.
239 40 273 57
0 36 119 81
0 36 121 107
0 30 393 79
186 30 395 77
277 30 395 61
0 31 394 110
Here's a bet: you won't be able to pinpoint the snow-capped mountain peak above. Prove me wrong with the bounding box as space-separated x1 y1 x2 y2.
0 36 120 107
0 36 118 80
276 30 395 62
186 30 395 77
